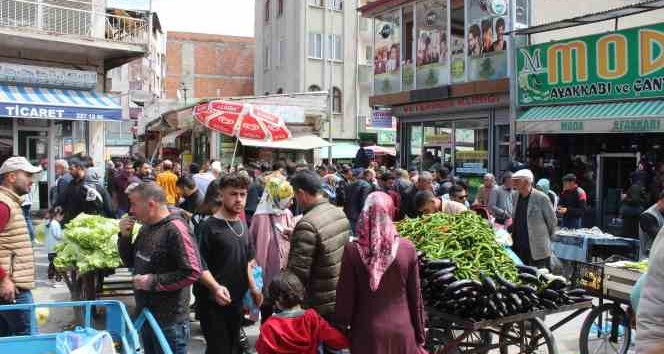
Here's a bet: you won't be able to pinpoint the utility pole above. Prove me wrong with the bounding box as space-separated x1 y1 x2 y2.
327 3 334 163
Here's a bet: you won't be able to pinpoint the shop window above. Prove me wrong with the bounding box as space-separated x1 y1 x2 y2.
454 120 489 177
423 121 453 171
308 85 321 92
406 123 423 170
332 87 342 113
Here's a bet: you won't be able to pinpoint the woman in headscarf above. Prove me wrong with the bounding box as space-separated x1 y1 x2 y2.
335 192 426 354
249 175 299 321
536 178 558 211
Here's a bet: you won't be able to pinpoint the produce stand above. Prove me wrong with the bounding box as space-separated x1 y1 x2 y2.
425 301 592 354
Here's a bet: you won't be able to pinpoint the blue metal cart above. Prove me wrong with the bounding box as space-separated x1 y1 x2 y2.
0 300 172 354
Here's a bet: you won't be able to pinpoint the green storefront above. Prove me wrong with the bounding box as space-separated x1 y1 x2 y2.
516 23 664 234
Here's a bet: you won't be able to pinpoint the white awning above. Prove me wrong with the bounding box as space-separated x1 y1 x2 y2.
239 135 333 150
320 142 360 159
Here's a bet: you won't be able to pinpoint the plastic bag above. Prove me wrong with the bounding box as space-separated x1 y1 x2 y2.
243 265 263 322
56 327 116 354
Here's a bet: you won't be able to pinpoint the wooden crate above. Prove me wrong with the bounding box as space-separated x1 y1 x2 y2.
603 265 642 302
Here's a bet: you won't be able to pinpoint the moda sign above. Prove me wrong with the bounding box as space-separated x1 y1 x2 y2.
517 23 664 105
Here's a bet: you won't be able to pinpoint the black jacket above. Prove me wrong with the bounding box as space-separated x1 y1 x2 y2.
118 214 202 325
559 186 588 220
335 177 351 208
344 179 375 222
400 185 420 219
178 190 204 214
57 177 114 225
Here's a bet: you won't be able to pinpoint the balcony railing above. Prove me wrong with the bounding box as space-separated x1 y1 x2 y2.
0 0 147 45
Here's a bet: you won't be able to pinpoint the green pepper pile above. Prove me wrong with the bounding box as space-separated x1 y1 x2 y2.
397 211 518 282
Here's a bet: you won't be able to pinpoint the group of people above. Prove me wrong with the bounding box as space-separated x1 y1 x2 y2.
3 149 664 354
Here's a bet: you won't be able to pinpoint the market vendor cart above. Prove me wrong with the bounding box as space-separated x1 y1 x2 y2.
574 258 645 354
0 300 171 354
425 301 592 354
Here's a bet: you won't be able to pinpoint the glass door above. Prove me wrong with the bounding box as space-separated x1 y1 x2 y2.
596 153 638 236
18 130 49 210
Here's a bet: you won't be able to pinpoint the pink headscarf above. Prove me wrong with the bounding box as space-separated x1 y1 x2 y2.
355 192 400 292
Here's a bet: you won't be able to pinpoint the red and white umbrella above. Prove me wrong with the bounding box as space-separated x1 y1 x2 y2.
194 100 292 166
366 145 396 156
195 100 291 141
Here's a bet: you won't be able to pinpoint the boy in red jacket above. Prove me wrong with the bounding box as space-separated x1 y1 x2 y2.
256 271 348 354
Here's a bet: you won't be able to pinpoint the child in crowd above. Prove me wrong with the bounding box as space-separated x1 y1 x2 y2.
45 207 64 286
256 271 349 354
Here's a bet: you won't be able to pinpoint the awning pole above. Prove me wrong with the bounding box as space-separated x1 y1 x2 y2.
230 138 239 168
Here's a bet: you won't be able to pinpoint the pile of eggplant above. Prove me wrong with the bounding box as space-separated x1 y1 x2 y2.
419 254 592 321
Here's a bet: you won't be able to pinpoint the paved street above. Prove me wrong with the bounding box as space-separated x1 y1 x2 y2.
32 241 602 354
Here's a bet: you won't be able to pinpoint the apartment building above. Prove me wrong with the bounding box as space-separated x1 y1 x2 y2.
0 0 148 209
254 0 374 155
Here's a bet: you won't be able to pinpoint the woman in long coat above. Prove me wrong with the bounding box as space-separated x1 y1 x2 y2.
335 192 427 353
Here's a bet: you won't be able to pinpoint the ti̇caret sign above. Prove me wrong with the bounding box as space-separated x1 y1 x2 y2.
517 23 664 106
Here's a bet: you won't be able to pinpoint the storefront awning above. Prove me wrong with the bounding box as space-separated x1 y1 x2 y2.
320 142 360 159
239 135 333 150
0 84 122 121
517 100 664 134
162 129 188 146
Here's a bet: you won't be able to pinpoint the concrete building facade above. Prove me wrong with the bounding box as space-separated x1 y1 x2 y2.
0 0 148 209
254 0 372 146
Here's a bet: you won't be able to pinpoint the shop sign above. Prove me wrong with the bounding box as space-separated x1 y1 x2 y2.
0 63 97 90
0 103 121 121
517 23 664 105
378 130 396 145
395 94 507 116
367 108 396 130
518 118 664 134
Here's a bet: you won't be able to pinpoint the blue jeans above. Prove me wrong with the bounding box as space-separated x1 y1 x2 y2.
22 205 35 242
141 320 190 354
0 289 34 336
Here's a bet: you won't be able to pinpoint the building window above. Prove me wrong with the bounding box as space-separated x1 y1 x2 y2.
264 46 271 69
264 0 270 22
328 0 343 11
327 34 342 60
279 39 286 67
365 45 372 62
276 88 284 94
308 33 323 59
277 0 284 16
308 0 323 6
308 85 321 92
332 87 342 113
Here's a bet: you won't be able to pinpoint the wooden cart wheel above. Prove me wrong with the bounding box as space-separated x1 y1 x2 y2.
579 303 631 354
425 328 492 354
499 318 558 354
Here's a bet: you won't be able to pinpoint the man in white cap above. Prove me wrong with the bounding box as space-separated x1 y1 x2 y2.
0 156 41 336
510 169 557 268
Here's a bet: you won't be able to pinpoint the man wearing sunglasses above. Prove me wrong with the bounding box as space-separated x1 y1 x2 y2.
450 184 470 206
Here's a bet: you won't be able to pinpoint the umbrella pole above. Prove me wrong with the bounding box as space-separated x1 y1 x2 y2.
230 138 239 169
